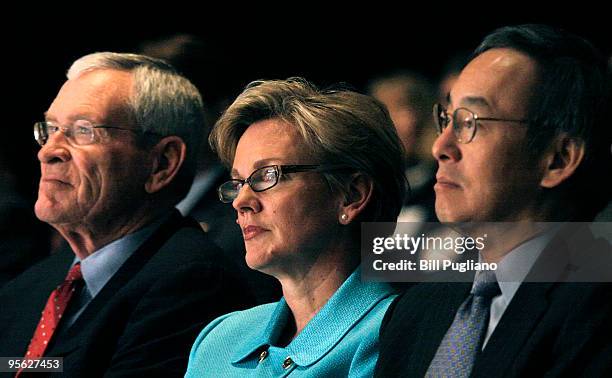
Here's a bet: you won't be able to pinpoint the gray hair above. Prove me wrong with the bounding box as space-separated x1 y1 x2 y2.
67 52 205 197
210 77 407 223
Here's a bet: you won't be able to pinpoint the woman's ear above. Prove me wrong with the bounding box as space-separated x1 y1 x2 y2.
338 173 374 225
540 134 585 189
145 136 187 194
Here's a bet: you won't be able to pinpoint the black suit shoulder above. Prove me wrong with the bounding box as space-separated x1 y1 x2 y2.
376 282 471 378
0 212 255 378
100 222 255 377
475 281 612 377
375 226 612 378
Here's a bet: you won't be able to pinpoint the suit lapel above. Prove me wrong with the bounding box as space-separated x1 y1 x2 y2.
473 281 553 375
473 227 574 375
48 211 191 355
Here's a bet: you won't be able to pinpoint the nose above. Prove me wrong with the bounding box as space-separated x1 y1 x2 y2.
232 183 262 215
432 122 461 163
37 132 71 164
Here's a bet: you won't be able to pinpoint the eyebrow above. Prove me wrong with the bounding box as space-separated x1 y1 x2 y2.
43 111 55 121
43 111 98 123
458 96 491 110
230 158 283 178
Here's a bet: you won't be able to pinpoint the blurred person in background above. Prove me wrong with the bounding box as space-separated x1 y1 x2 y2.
437 51 470 105
368 71 437 225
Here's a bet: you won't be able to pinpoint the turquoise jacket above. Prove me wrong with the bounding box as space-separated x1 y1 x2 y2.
185 269 396 377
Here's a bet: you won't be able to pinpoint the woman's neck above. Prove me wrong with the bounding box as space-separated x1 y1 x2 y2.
276 252 359 345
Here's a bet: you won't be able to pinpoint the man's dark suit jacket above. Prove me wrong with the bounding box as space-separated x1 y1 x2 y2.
375 225 612 377
0 211 255 377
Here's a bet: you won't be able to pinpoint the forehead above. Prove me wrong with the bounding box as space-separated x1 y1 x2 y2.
371 81 410 107
46 69 133 123
450 48 538 117
233 119 311 171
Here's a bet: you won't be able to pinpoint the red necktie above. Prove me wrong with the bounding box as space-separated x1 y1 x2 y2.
23 263 83 359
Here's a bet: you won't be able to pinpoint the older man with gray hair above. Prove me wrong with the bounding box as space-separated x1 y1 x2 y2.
0 52 253 377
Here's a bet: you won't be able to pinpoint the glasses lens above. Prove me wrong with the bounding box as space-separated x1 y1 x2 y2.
218 181 242 203
72 120 95 145
33 122 48 146
453 108 475 143
433 104 446 134
250 166 279 192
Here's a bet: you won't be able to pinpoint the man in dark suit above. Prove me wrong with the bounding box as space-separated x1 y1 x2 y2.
0 52 254 377
375 24 612 377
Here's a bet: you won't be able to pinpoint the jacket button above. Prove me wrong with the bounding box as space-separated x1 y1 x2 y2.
258 350 268 363
282 357 293 369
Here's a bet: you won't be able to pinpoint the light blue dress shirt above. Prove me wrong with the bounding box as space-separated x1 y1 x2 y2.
480 228 557 348
185 268 396 377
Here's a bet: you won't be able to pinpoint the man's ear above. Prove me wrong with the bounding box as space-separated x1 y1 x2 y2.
145 136 187 194
540 134 585 189
338 173 374 225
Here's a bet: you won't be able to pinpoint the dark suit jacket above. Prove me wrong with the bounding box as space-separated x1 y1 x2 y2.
0 211 255 377
375 225 612 377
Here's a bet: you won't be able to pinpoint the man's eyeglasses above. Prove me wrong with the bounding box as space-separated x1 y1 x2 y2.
218 164 333 203
433 103 529 144
34 120 140 146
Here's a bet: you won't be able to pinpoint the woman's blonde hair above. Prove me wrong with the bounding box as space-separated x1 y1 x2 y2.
210 77 407 223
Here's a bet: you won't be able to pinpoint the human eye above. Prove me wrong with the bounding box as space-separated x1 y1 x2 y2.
250 166 278 191
225 180 244 192
45 122 60 134
76 126 93 136
455 109 474 130
253 167 277 184
73 120 94 135
463 118 474 130
262 168 277 182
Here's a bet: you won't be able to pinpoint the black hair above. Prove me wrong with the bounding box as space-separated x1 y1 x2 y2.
474 24 612 220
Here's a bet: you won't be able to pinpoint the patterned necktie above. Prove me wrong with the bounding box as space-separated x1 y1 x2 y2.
426 270 501 378
23 263 83 359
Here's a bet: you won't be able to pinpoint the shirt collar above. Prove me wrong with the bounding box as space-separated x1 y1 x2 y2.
74 215 167 297
231 267 394 366
478 226 558 305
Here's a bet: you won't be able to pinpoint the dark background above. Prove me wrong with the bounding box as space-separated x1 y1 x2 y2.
3 12 611 204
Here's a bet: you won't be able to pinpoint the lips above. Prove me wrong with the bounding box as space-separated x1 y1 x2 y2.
242 225 268 241
435 175 461 190
41 175 72 186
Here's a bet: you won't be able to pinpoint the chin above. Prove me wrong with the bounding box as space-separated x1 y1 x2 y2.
34 201 74 225
436 210 474 224
34 201 54 223
245 247 286 277
435 203 458 223
245 248 270 270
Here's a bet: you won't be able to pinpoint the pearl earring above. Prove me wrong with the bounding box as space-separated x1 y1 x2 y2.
341 214 348 222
